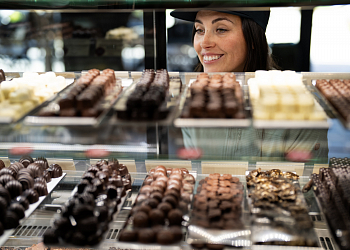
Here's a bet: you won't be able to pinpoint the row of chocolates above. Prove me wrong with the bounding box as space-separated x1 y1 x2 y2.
0 156 63 236
43 159 131 246
312 164 350 250
118 166 195 245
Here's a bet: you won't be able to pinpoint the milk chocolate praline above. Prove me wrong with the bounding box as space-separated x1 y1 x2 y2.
133 211 149 228
119 229 138 242
138 228 156 243
156 229 174 245
0 159 5 170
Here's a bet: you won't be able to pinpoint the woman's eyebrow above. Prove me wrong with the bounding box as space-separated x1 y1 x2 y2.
194 17 233 24
212 17 233 24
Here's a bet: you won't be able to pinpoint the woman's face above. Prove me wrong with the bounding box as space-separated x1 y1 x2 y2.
193 10 248 72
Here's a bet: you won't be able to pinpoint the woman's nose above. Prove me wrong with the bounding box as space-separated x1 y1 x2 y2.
201 32 215 48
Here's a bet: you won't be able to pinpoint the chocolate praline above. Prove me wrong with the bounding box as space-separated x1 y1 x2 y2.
0 174 15 186
0 168 13 177
5 180 23 199
150 191 163 202
9 202 25 219
43 228 59 244
162 195 177 208
4 210 20 229
22 189 39 204
33 182 48 196
118 164 128 176
19 155 34 168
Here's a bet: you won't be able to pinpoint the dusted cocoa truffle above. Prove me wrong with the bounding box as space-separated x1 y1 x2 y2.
106 185 118 199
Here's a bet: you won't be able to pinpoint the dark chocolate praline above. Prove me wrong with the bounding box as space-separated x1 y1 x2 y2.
4 210 20 229
34 157 49 171
0 174 15 186
43 170 51 183
33 182 48 196
5 180 23 199
18 173 34 190
9 202 25 219
27 163 43 178
22 189 39 204
76 216 98 235
43 228 59 244
16 195 30 210
19 155 34 168
0 168 13 177
49 163 62 178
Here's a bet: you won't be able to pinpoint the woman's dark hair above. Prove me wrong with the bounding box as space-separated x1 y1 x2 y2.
192 17 278 72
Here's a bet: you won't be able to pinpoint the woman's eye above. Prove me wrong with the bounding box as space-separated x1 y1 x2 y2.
195 28 204 34
217 28 227 33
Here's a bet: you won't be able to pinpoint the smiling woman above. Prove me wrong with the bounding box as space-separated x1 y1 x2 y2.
171 9 276 72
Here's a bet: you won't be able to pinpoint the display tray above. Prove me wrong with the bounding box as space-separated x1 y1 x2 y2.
249 79 330 129
117 170 197 247
0 78 74 124
186 174 250 248
311 79 350 129
23 78 123 127
0 173 66 246
246 170 319 248
174 76 251 128
111 76 183 126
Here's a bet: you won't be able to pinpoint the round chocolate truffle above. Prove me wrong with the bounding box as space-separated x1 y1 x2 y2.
168 209 183 226
169 226 183 241
156 229 174 245
138 228 156 243
133 211 149 228
19 155 34 168
77 216 98 235
162 195 177 208
149 209 165 225
43 228 59 244
157 202 172 215
119 229 138 242
143 198 159 209
72 204 94 222
150 191 163 202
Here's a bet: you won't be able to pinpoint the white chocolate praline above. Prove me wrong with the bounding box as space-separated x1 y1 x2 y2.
261 95 278 113
289 113 305 120
9 88 34 103
280 94 296 113
1 81 18 99
254 110 270 120
273 112 288 120
309 111 326 120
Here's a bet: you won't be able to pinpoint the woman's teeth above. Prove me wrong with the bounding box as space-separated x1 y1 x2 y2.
203 55 222 61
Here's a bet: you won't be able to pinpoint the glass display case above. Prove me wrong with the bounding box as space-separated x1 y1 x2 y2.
0 1 350 250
